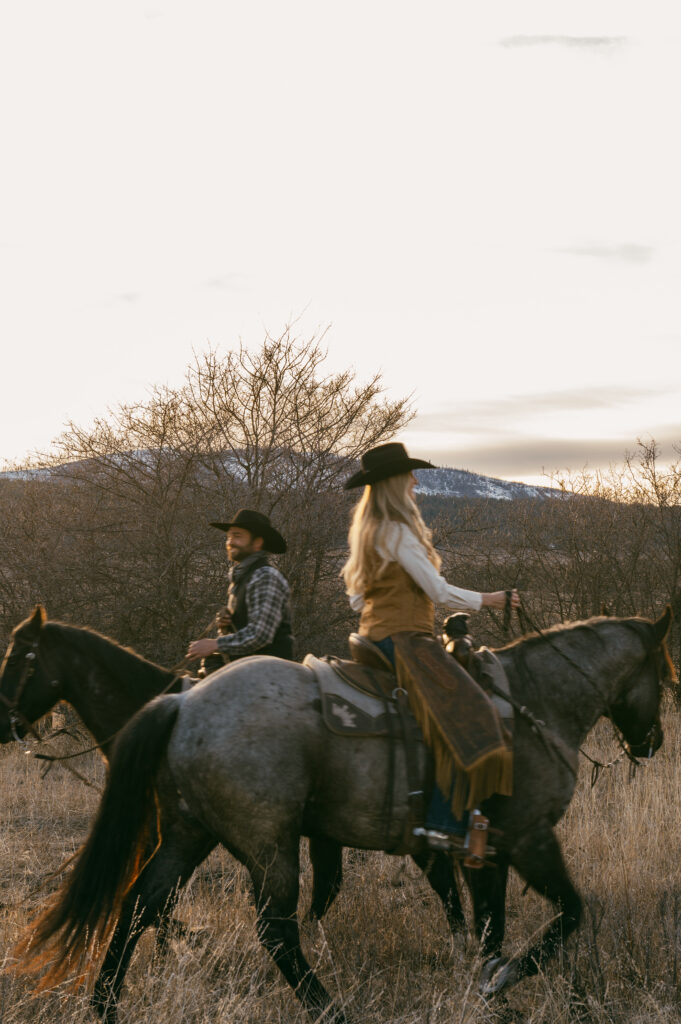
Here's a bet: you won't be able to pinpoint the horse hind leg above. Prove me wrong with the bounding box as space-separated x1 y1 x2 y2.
92 825 216 1022
249 837 346 1023
480 828 581 997
307 836 344 922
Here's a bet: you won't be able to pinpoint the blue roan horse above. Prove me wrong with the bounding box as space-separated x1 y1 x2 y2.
0 606 673 1022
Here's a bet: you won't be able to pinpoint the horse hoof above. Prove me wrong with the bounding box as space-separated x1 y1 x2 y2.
479 956 514 996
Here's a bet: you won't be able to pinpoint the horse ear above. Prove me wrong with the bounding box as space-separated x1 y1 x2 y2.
28 605 47 631
653 605 673 643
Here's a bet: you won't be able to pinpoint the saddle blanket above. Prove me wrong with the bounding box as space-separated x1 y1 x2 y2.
303 654 401 736
304 651 514 741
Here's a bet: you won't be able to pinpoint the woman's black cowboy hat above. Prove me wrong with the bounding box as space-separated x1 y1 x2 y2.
344 442 436 490
209 509 287 554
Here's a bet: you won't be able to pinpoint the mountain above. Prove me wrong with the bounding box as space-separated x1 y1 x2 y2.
0 456 558 501
414 466 558 501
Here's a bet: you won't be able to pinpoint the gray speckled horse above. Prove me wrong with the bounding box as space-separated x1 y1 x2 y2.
4 609 673 1022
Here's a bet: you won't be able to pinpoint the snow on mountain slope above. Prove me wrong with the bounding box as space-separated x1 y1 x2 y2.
414 466 556 500
0 456 557 500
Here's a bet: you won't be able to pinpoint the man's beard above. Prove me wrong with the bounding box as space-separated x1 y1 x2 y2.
228 546 254 562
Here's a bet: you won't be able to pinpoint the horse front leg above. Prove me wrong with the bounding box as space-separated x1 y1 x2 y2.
467 859 509 959
411 850 466 934
480 828 582 997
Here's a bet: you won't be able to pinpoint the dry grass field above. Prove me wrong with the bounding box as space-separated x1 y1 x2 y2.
2 709 681 1024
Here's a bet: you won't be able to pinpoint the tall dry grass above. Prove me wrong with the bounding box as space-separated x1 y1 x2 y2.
2 708 681 1024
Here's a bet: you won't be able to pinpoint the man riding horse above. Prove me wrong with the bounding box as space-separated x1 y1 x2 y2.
187 509 294 666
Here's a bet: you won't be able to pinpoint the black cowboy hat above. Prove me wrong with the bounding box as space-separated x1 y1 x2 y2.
209 509 287 554
344 442 436 490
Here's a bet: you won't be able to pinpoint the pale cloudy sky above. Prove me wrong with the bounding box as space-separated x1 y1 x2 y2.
1 1 679 485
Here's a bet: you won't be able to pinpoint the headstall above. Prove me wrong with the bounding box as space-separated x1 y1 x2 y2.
0 644 45 745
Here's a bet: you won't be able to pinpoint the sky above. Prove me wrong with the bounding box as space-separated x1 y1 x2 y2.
1 1 679 486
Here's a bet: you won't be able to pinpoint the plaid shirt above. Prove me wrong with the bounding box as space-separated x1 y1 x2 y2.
216 562 291 657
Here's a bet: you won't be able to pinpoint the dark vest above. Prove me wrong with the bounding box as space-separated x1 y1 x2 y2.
227 554 294 660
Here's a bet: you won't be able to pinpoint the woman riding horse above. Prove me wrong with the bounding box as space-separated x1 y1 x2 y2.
342 442 519 834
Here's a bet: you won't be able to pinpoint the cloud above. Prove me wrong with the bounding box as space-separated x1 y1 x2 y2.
423 430 681 481
555 244 653 264
429 437 628 478
408 386 668 436
405 390 681 480
501 35 626 50
204 273 246 291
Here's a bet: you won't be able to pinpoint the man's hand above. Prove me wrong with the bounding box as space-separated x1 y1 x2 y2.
187 638 220 660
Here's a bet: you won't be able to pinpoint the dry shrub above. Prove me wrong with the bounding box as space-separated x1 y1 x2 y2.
3 710 681 1022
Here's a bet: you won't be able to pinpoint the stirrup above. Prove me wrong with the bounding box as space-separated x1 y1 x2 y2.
463 809 490 868
413 827 465 852
413 821 495 864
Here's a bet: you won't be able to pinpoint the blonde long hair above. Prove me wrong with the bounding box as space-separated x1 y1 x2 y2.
341 473 441 595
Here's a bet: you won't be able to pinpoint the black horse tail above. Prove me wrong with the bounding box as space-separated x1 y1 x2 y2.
13 693 183 988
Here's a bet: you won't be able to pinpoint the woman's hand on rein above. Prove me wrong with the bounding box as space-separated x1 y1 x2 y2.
482 588 520 611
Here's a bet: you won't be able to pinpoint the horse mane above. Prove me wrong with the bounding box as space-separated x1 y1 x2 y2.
500 613 677 691
42 621 177 703
498 614 654 654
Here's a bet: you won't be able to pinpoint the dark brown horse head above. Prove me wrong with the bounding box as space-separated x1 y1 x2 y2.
0 604 60 742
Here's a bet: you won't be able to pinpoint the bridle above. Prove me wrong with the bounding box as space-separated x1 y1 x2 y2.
607 642 665 755
0 606 240 762
0 630 193 767
0 642 48 745
503 599 667 782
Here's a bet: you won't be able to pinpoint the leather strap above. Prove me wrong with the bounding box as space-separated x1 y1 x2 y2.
393 685 426 848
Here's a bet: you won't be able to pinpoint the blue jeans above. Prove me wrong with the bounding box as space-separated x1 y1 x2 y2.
374 636 396 664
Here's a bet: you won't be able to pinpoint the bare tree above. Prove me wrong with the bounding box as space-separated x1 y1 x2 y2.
184 326 411 501
1 329 412 662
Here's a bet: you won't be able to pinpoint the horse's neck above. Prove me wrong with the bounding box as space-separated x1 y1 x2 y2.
507 629 623 747
54 628 175 745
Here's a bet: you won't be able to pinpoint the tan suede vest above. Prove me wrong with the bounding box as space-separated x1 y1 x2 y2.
359 561 435 641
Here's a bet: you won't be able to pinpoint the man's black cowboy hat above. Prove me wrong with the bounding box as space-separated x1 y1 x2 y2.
344 442 436 490
209 509 287 554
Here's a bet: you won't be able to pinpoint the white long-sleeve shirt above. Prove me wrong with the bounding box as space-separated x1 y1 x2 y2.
348 522 483 613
